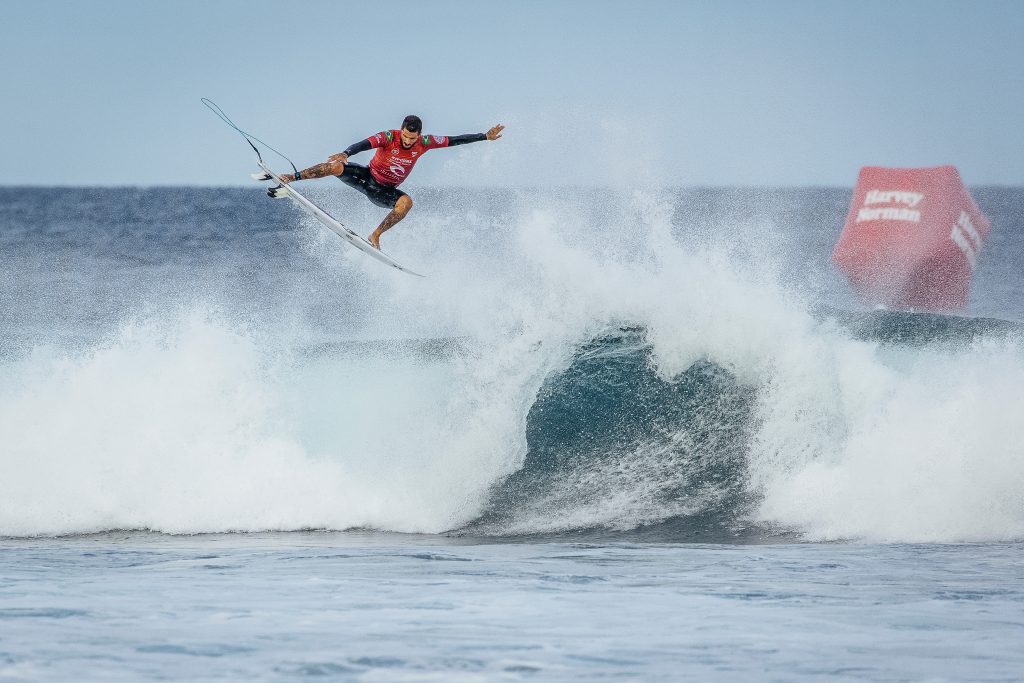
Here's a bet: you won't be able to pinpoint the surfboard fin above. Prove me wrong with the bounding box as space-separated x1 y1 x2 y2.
267 185 289 199
251 171 274 181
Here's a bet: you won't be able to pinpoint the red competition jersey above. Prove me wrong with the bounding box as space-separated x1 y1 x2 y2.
367 130 450 186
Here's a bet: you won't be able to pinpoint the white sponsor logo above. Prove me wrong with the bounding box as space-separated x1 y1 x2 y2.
856 207 921 223
388 165 407 177
949 211 982 270
864 189 924 208
856 189 924 224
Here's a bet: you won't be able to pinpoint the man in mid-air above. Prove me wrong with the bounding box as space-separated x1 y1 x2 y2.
264 115 504 249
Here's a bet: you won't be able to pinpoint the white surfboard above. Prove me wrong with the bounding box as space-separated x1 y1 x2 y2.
256 161 424 277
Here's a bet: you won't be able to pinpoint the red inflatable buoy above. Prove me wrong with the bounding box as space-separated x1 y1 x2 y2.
832 166 989 311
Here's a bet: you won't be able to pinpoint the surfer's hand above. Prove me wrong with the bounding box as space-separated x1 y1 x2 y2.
277 174 291 185
486 124 504 141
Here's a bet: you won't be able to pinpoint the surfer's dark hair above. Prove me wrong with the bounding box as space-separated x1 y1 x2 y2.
402 115 422 133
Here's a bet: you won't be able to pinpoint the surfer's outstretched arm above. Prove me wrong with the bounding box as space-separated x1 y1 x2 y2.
435 125 505 150
453 124 505 144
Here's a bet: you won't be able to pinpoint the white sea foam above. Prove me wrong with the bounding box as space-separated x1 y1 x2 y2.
753 338 1024 542
2 189 1023 541
0 309 531 536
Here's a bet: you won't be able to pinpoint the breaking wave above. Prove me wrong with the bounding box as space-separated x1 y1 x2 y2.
2 187 1023 543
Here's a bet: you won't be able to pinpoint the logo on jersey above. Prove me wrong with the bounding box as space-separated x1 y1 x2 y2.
432 135 447 146
384 130 394 142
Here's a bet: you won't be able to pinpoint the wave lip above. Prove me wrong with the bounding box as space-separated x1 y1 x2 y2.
471 309 1024 544
467 329 759 539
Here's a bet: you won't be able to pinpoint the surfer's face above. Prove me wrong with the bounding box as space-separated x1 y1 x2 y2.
399 127 419 149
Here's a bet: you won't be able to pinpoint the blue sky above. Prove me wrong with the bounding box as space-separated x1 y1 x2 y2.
3 0 1023 186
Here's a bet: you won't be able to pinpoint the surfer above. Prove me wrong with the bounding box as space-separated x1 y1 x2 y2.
267 116 504 249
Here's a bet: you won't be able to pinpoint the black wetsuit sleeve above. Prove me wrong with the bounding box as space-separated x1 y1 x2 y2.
446 133 487 147
342 139 373 157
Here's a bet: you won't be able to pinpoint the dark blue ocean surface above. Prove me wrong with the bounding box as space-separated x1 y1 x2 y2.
1 186 1023 679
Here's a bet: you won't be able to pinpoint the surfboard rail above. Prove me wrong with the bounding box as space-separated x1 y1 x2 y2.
259 162 425 277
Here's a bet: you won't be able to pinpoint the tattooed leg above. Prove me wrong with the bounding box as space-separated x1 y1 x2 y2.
368 195 413 249
289 160 345 183
267 158 346 198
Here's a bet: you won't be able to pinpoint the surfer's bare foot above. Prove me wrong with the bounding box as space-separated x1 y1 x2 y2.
368 232 381 249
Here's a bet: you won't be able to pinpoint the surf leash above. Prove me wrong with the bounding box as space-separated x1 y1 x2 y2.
201 98 300 179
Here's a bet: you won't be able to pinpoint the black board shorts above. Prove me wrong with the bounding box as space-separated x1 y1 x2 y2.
336 163 407 210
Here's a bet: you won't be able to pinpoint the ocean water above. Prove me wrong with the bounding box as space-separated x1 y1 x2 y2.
1 185 1023 680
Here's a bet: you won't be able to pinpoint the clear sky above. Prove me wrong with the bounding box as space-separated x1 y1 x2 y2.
3 0 1023 187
